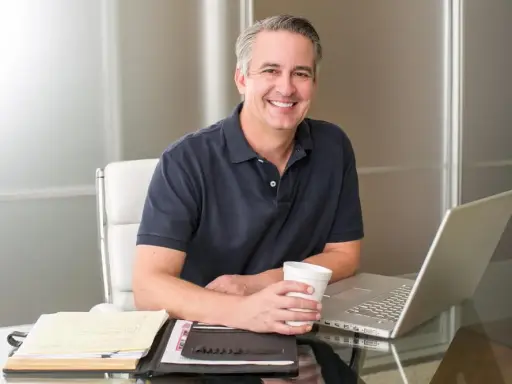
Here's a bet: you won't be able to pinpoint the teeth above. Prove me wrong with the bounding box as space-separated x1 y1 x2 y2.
270 101 294 108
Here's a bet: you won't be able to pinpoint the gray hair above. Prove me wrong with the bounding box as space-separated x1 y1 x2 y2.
235 15 323 79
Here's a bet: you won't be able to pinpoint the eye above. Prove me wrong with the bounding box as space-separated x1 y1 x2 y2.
295 72 311 78
262 68 278 74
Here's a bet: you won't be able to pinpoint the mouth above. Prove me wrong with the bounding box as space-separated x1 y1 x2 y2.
267 100 298 109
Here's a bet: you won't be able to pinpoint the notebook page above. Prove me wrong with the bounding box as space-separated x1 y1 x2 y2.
15 310 168 356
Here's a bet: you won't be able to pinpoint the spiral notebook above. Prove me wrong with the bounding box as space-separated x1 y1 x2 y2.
3 316 298 378
3 310 169 372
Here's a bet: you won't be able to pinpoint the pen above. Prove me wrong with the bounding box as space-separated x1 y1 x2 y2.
100 350 120 358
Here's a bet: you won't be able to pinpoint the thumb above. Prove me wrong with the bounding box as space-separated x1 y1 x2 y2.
271 280 315 296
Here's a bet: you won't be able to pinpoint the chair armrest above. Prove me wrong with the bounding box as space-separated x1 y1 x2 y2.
89 303 124 313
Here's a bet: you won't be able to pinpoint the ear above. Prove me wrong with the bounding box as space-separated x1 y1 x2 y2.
234 67 246 95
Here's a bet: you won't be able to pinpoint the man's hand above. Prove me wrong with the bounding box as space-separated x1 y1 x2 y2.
205 274 259 295
227 280 322 335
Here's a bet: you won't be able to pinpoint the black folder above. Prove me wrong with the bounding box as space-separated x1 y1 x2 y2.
137 320 298 377
3 319 299 379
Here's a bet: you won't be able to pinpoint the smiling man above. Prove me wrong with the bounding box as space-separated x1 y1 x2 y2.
133 15 364 335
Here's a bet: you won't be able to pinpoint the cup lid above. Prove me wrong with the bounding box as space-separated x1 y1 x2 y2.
283 261 333 279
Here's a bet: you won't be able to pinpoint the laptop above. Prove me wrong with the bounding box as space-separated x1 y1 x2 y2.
319 189 512 339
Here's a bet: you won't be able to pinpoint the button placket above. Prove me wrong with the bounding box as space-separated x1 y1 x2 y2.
255 157 279 198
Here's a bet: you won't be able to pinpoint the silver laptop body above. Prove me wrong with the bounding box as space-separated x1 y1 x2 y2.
319 189 512 339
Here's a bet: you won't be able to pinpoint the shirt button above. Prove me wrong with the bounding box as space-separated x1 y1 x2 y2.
270 181 277 188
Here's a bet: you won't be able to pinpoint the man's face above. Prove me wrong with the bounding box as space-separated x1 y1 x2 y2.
235 30 317 132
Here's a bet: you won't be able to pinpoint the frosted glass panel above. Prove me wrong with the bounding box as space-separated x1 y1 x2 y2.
463 0 512 162
118 0 241 160
461 166 512 262
253 0 445 168
0 196 103 326
0 0 106 190
358 170 443 275
461 166 512 204
462 0 512 263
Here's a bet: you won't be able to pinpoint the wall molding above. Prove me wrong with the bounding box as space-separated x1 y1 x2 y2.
2 161 508 202
0 185 96 202
470 160 512 167
358 160 512 176
358 165 441 175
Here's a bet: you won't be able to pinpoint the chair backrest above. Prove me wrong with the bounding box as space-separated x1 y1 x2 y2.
95 159 159 311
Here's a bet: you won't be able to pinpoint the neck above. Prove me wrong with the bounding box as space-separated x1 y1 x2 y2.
240 107 296 173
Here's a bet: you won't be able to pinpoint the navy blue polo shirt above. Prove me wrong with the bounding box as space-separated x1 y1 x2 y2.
137 102 364 287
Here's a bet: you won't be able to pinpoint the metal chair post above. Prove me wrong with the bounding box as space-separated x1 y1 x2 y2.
95 167 112 304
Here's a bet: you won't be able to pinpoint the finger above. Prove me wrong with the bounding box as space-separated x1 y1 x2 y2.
205 282 227 293
279 296 321 311
271 280 314 296
271 321 312 335
205 282 219 290
205 279 219 289
206 275 229 288
273 309 320 323
208 286 227 293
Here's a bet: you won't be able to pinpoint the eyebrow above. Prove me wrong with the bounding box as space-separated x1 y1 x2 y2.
259 62 313 75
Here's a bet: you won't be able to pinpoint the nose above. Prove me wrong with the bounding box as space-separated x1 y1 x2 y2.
275 73 296 97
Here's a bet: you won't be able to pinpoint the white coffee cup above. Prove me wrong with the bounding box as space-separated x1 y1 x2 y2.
283 261 333 326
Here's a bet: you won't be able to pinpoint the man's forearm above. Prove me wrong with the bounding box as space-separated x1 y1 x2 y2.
252 250 359 290
134 272 242 324
302 250 359 282
247 269 284 293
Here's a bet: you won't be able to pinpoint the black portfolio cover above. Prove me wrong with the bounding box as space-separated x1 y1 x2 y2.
136 320 298 378
3 319 299 379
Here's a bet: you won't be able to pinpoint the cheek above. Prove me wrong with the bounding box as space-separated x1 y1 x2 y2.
247 80 274 98
295 82 315 100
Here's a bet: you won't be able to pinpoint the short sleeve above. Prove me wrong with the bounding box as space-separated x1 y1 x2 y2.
326 135 364 243
136 153 200 252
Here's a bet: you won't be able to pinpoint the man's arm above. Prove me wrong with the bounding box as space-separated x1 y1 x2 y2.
133 244 242 324
133 244 322 334
243 240 361 291
306 240 361 280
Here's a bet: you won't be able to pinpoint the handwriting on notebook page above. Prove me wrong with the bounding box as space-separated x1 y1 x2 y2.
15 310 168 356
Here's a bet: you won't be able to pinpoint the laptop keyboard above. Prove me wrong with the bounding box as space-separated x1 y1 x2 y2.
345 284 412 322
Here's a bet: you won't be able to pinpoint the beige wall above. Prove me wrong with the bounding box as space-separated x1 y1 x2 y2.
254 0 447 275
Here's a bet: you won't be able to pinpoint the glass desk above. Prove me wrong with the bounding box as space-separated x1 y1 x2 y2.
2 258 512 383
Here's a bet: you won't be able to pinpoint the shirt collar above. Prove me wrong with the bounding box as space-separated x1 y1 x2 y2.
223 102 313 164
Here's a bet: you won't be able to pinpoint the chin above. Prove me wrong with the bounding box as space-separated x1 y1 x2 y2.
267 122 298 131
268 120 300 131
264 114 299 128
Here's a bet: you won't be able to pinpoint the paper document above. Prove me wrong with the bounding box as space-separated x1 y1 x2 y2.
161 320 293 366
15 310 168 357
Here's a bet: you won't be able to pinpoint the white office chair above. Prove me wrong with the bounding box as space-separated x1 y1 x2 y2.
95 158 159 311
